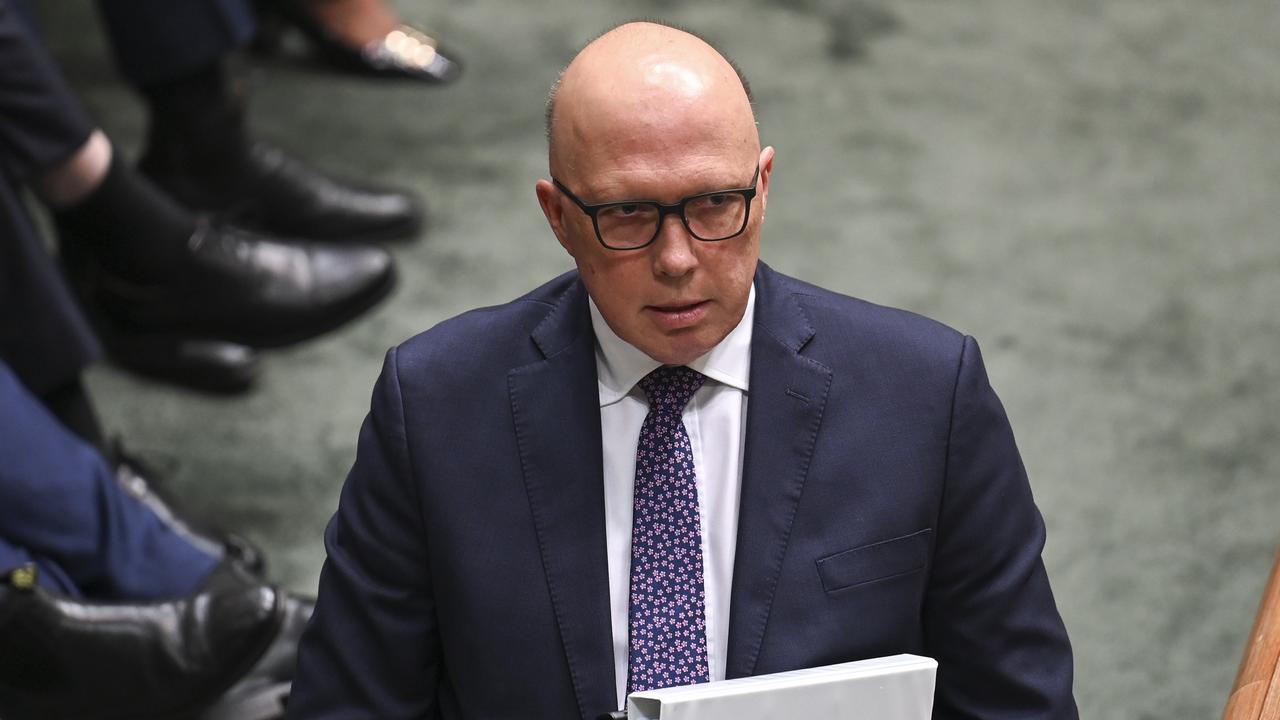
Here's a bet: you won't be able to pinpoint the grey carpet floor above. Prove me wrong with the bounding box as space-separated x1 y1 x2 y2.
35 1 1280 718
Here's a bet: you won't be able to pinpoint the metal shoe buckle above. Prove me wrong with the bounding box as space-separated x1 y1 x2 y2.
6 563 37 591
364 24 439 71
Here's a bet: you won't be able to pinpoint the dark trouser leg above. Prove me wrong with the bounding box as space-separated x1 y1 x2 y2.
95 0 255 87
96 0 261 231
0 0 201 280
38 379 106 453
96 0 422 244
95 0 256 172
0 361 219 600
0 175 101 399
0 0 94 180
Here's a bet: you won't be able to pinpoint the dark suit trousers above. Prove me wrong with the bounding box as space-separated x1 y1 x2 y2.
0 360 219 599
96 0 256 86
0 0 100 395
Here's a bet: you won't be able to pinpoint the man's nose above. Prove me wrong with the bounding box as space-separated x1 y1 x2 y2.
650 213 698 278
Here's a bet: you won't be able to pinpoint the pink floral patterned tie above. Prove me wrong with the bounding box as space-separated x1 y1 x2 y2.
626 365 710 694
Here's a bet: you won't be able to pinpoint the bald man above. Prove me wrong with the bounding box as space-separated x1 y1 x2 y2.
289 21 1077 720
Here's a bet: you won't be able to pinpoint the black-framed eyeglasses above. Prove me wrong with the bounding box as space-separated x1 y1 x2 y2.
552 165 760 250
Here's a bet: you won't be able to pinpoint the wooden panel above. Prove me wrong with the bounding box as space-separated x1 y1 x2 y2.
1259 659 1280 720
1224 550 1280 720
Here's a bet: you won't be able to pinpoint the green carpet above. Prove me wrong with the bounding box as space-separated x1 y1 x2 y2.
35 1 1280 718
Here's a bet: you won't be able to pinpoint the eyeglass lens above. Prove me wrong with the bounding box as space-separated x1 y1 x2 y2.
597 193 749 249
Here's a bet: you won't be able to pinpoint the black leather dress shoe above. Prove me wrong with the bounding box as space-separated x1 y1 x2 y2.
99 330 263 394
142 140 424 243
254 0 462 84
0 563 313 720
199 590 312 720
63 218 395 350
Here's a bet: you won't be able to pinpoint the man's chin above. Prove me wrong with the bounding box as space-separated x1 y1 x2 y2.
636 331 718 366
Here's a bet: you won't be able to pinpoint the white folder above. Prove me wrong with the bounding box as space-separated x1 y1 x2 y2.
625 654 937 720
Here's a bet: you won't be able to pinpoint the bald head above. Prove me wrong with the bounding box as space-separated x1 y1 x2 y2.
546 21 757 178
533 21 774 365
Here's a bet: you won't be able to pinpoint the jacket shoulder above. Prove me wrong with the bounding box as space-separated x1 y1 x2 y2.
390 271 576 384
770 271 967 374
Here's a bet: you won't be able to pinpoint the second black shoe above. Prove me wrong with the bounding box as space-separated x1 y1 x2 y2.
98 331 264 394
141 139 424 243
0 562 313 720
63 218 395 349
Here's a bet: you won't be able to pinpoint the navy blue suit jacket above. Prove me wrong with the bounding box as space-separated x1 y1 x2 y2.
289 263 1077 719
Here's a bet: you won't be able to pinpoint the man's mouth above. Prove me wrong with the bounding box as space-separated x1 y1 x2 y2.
644 300 710 330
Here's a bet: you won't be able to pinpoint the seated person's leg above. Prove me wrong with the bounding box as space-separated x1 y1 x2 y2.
0 360 311 719
0 172 106 434
0 1 192 280
94 0 257 89
0 1 107 404
97 0 424 243
0 0 94 180
0 360 220 600
0 7 396 389
2 2 400 390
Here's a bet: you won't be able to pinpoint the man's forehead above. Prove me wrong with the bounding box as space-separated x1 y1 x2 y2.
548 22 756 174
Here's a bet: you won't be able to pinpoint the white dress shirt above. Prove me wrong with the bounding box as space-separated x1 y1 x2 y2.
589 285 755 710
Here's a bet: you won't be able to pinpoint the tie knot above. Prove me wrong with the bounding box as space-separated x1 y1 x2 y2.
638 365 706 416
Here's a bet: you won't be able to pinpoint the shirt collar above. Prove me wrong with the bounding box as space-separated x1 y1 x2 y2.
590 284 755 407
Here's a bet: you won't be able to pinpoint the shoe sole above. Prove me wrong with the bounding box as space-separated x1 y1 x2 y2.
102 334 262 394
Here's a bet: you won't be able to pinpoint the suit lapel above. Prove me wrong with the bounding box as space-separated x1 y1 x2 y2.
726 264 833 678
508 280 617 719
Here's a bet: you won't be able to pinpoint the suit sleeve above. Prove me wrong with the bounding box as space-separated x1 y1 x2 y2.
289 347 440 719
924 336 1078 719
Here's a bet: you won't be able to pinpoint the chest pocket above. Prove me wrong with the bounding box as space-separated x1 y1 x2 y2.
815 528 932 593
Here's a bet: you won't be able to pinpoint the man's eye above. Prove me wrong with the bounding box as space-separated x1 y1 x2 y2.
705 194 729 207
599 204 653 225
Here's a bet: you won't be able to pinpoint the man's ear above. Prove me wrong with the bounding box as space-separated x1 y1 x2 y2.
757 146 776 219
535 179 574 256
